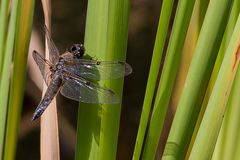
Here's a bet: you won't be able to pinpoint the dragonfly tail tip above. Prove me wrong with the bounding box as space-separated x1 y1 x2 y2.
31 114 39 121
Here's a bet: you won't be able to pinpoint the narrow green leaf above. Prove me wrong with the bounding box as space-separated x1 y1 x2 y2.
133 0 174 159
190 12 240 159
162 0 233 159
0 0 20 158
142 0 196 159
0 0 9 75
212 3 240 159
232 99 240 160
199 0 210 29
4 0 35 159
213 65 240 160
190 0 239 155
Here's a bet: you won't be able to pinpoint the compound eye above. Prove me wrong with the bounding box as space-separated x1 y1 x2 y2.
71 46 77 52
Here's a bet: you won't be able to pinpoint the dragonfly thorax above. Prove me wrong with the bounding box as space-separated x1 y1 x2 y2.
52 57 65 72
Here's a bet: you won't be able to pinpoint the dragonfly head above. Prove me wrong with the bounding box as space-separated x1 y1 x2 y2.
68 43 85 59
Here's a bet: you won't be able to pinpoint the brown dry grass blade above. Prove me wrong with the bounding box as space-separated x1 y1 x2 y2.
40 0 60 159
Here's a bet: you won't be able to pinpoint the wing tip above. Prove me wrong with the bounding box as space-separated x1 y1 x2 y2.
124 63 133 76
117 61 133 76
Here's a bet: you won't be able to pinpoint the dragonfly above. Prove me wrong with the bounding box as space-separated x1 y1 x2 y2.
32 26 132 120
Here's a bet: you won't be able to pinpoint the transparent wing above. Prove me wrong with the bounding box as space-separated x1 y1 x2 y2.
32 50 52 86
63 59 132 80
60 74 120 104
44 25 60 64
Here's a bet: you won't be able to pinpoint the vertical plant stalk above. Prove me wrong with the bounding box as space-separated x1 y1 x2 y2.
189 13 240 159
170 0 201 112
230 85 240 160
75 1 108 159
0 0 19 158
132 0 174 159
212 2 240 159
99 0 129 159
213 66 240 160
75 0 109 159
75 0 129 159
142 0 196 159
189 0 240 157
0 0 9 75
162 0 233 159
172 1 202 157
40 0 60 159
3 0 35 159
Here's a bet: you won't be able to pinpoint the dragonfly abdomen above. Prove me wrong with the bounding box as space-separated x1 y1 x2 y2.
32 75 62 121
